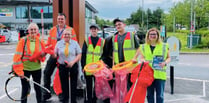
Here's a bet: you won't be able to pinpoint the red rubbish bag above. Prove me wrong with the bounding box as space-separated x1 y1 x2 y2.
124 62 154 103
94 67 113 100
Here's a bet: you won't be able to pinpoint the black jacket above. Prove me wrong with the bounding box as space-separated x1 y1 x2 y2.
100 33 139 68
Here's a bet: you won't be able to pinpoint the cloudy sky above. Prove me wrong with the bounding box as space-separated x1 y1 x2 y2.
86 0 183 20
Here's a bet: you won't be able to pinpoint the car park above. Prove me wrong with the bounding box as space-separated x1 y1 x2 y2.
0 29 12 43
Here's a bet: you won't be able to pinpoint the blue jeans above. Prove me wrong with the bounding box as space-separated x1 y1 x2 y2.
147 79 165 103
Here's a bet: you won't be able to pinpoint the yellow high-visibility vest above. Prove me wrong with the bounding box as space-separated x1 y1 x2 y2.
86 37 104 75
140 43 169 80
113 32 136 64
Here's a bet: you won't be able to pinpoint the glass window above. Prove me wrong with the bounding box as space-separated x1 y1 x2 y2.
16 6 28 19
31 6 41 18
31 6 52 19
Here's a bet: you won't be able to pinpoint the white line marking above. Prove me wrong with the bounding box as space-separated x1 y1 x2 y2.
167 76 209 82
0 53 14 56
0 88 17 100
203 81 206 97
165 96 204 102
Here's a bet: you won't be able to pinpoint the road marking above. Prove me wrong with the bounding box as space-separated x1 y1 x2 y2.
0 88 17 100
178 62 209 67
167 76 208 97
0 53 14 56
165 96 204 102
0 62 13 69
167 76 209 82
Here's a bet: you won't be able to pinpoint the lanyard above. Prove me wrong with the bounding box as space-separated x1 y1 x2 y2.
57 25 66 39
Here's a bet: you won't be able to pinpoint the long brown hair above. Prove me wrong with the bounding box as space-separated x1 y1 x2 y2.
145 28 162 44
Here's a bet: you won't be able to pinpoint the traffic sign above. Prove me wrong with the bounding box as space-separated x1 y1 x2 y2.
167 36 180 66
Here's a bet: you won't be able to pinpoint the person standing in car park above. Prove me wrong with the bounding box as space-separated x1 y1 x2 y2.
81 24 104 103
13 23 46 103
132 28 170 103
42 13 77 101
100 18 139 103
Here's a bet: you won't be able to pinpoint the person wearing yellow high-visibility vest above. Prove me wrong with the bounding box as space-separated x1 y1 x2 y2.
81 24 104 103
132 28 170 103
100 18 139 103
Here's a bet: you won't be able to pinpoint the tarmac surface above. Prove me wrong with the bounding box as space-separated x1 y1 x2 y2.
39 77 209 103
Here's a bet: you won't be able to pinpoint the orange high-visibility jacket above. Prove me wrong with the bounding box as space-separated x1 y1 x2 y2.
46 25 77 48
13 35 46 76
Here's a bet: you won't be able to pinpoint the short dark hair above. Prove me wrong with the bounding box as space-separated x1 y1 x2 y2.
58 13 66 19
113 18 124 25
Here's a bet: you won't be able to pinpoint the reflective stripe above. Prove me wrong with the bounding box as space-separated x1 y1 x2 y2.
86 52 101 56
15 52 22 55
100 39 104 55
86 37 103 75
131 33 135 48
147 60 153 63
22 57 30 59
113 32 136 63
13 61 22 65
24 54 31 56
72 35 76 38
162 43 166 58
50 37 57 40
155 69 166 72
113 47 135 52
142 44 145 58
141 43 168 80
39 38 41 51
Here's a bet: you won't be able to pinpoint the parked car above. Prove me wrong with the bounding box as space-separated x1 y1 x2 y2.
0 29 11 43
97 31 112 38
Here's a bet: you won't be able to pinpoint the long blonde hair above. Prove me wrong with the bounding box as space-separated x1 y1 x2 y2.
145 28 162 44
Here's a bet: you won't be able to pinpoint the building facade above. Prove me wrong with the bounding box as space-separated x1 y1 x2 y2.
0 0 98 35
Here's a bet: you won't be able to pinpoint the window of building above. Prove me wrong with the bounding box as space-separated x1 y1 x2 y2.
16 6 28 19
31 6 52 19
85 7 92 19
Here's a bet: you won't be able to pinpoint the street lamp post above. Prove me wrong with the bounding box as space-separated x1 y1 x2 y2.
141 0 144 27
189 0 194 49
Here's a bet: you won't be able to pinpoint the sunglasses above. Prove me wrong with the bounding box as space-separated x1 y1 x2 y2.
149 33 157 36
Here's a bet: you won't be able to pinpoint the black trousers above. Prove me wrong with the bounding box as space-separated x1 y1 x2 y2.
21 69 42 103
85 75 97 103
43 56 57 96
58 63 78 103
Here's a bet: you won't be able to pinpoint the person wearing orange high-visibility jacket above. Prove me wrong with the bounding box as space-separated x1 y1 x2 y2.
131 28 170 103
13 23 46 103
100 18 139 103
81 24 104 103
42 13 77 101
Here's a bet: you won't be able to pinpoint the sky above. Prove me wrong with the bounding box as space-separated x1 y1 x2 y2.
86 0 183 20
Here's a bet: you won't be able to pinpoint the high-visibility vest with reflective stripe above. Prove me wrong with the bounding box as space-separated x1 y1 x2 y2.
86 37 104 75
13 35 45 75
140 43 168 80
47 25 77 49
113 32 136 64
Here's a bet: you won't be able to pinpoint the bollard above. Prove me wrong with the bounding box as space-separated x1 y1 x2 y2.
170 66 174 94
